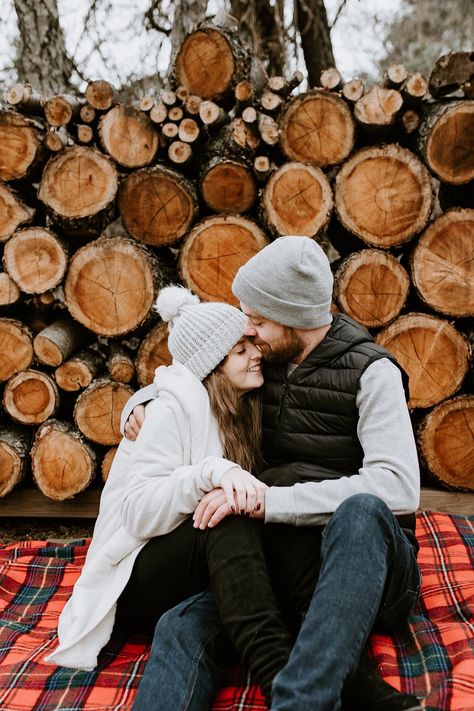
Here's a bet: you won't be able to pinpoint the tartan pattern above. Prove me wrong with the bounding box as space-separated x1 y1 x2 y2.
0 511 472 710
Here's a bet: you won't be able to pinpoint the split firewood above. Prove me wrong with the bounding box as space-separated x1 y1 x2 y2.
3 368 60 424
0 109 45 181
119 165 197 246
0 318 34 382
335 144 434 248
375 313 470 409
0 182 35 241
334 250 410 328
3 227 68 294
228 117 260 151
106 342 135 383
280 90 355 167
98 104 160 168
135 321 171 387
261 162 333 237
55 348 104 392
179 215 269 305
410 209 474 318
33 317 91 367
85 80 115 111
418 395 474 491
429 51 474 98
31 419 97 500
74 377 133 445
0 426 31 497
418 101 474 185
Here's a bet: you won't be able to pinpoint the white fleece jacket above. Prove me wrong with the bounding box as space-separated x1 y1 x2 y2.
45 363 239 671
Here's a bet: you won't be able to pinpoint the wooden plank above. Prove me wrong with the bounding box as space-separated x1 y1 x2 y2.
1 486 473 519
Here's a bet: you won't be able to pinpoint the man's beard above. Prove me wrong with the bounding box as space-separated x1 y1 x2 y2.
255 327 305 364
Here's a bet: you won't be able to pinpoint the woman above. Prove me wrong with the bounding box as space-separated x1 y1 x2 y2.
45 286 292 700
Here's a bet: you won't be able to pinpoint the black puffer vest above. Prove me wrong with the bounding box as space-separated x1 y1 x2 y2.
261 313 416 536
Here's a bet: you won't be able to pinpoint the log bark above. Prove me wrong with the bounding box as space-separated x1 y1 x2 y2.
200 157 257 214
429 52 474 98
173 24 251 100
64 235 173 337
0 109 44 181
418 395 474 491
38 146 118 235
106 342 135 383
410 209 474 318
334 144 434 248
85 80 115 111
279 90 355 167
3 227 68 294
419 101 474 185
0 426 31 497
0 181 35 241
98 104 160 168
73 377 133 445
295 0 335 88
334 249 410 328
55 348 104 392
31 419 97 501
0 318 34 382
375 314 470 409
33 317 91 367
119 165 198 247
0 271 21 305
179 215 269 305
135 322 171 387
261 162 333 237
3 368 60 424
101 446 118 482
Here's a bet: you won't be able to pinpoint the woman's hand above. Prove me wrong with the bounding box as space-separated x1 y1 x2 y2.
193 476 267 529
219 467 267 516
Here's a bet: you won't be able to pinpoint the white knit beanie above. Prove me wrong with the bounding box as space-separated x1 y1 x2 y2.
232 236 333 328
155 286 247 381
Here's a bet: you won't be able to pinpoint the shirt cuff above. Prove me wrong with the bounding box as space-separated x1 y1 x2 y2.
210 460 241 488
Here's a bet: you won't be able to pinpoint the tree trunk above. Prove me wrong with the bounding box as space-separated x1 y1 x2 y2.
135 322 171 387
73 377 133 445
0 318 34 382
410 209 474 318
375 314 470 409
13 0 74 95
418 395 474 491
295 0 335 88
0 426 31 497
0 182 35 242
31 419 96 500
230 0 286 76
3 227 68 294
334 249 410 328
179 215 269 305
279 90 355 167
261 162 333 238
334 144 434 248
3 368 60 424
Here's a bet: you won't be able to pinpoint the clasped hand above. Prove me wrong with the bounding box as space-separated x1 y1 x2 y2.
193 468 267 530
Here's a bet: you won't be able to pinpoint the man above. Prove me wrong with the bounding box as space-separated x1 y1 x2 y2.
122 236 422 711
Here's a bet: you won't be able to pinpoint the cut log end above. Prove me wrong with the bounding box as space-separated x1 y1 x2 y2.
85 80 115 111
4 369 59 425
0 319 34 382
201 160 257 214
0 427 30 497
135 322 172 387
0 272 21 305
99 105 160 168
3 227 67 294
101 446 118 482
0 110 44 181
74 378 133 445
0 182 35 242
175 28 236 100
424 102 474 185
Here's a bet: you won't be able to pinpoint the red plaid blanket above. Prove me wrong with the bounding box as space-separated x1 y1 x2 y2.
0 511 473 711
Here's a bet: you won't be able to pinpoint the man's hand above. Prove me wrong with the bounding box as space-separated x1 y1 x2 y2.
219 468 267 516
124 404 146 441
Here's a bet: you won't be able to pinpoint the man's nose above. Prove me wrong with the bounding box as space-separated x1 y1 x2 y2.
244 322 257 336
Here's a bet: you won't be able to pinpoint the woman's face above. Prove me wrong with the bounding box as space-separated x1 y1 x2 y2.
221 337 264 395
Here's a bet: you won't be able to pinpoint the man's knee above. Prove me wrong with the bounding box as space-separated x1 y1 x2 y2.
327 494 393 539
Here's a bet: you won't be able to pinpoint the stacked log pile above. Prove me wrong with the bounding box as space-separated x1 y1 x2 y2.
0 24 473 504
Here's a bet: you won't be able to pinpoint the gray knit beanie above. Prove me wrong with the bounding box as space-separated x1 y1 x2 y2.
232 236 333 329
155 286 247 381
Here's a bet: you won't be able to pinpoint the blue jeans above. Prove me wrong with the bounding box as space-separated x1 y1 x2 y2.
132 494 421 711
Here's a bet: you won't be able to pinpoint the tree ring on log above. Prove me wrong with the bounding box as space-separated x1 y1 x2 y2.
262 162 333 237
74 378 133 445
4 369 59 424
119 166 197 246
411 209 474 317
375 313 470 409
418 395 474 491
0 110 44 181
174 28 236 100
201 160 257 214
3 227 67 294
38 146 118 220
98 104 160 168
0 182 34 241
135 322 171 387
179 215 269 305
424 101 474 185
334 249 409 328
335 145 434 248
0 318 34 381
279 90 355 167
64 236 158 336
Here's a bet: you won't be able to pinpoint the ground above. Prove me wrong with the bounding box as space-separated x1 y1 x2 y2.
0 518 95 545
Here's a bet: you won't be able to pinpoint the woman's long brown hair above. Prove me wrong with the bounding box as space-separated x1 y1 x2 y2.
203 367 264 476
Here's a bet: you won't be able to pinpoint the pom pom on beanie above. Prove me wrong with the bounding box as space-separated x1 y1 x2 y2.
155 286 200 327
